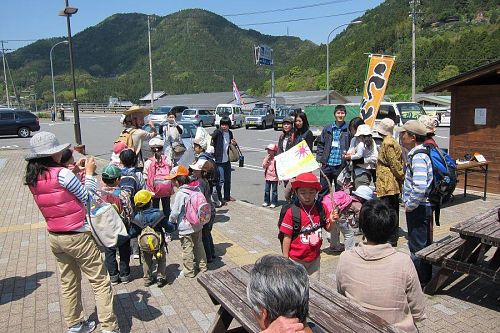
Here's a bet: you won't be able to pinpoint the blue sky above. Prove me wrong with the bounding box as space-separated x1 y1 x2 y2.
1 0 384 51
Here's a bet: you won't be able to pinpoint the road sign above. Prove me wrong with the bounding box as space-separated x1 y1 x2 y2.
254 45 273 66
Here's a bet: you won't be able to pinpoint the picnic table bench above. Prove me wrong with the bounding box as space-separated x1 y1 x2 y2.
416 205 500 294
198 265 402 333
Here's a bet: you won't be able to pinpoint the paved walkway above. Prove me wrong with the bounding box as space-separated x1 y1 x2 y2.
0 148 499 332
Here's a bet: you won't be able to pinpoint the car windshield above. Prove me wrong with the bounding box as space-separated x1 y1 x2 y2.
216 107 232 116
152 106 171 115
277 108 291 117
250 108 266 115
398 103 426 123
179 122 197 138
183 109 197 116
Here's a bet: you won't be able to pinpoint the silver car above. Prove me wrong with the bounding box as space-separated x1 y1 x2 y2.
245 107 275 129
181 109 215 127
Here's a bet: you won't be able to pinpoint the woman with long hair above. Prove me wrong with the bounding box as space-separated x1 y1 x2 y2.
293 112 314 152
25 132 119 333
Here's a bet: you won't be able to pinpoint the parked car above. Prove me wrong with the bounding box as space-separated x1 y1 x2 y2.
0 109 40 138
215 104 244 128
148 105 188 125
274 106 301 131
245 107 275 130
181 109 215 127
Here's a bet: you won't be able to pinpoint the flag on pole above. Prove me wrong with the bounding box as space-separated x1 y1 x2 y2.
275 140 319 180
232 79 245 106
359 54 395 127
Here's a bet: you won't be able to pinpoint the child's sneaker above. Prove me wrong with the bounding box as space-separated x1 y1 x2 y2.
157 278 167 288
269 204 276 208
262 202 269 207
120 275 130 284
143 278 156 287
67 319 96 333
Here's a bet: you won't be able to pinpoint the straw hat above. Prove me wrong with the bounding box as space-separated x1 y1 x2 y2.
25 132 71 160
123 105 151 116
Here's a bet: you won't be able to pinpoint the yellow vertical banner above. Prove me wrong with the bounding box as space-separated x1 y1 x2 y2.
360 54 395 127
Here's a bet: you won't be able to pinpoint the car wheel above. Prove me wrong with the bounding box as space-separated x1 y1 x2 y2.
261 121 266 130
199 121 203 127
18 127 30 138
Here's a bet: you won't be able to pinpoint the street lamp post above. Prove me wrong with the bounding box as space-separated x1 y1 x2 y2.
326 21 362 104
59 1 83 151
50 40 68 117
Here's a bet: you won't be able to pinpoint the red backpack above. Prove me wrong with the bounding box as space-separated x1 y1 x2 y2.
146 156 173 198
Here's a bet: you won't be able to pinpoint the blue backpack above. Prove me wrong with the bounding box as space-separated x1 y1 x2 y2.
413 144 457 225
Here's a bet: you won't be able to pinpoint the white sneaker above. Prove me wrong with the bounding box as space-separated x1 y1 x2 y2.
262 202 269 207
269 204 276 208
67 320 96 333
133 254 140 260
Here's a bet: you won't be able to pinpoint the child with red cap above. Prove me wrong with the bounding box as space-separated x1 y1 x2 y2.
278 172 338 278
262 143 279 208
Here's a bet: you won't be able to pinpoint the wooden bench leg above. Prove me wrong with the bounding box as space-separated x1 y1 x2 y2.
208 305 234 333
424 267 455 295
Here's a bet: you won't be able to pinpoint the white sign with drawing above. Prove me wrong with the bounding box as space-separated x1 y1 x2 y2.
474 108 487 125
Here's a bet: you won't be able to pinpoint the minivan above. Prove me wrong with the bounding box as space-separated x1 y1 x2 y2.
181 109 216 127
215 104 244 128
149 105 188 125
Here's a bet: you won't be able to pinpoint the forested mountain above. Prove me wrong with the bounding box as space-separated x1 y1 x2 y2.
2 1 499 106
252 0 499 97
3 9 314 104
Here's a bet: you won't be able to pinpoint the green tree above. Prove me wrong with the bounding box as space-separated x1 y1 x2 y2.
437 65 460 82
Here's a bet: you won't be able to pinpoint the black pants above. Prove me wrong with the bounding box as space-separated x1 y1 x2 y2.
153 196 171 218
406 205 433 284
380 194 400 247
319 165 343 198
104 238 131 278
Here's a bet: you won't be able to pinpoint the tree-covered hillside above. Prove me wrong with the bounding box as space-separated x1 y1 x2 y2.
250 0 499 97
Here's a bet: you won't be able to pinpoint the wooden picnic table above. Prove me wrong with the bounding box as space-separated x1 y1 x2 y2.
418 205 500 294
198 265 402 333
456 161 489 200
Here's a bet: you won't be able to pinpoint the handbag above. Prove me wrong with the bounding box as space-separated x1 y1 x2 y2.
87 191 128 248
171 141 187 154
228 143 239 162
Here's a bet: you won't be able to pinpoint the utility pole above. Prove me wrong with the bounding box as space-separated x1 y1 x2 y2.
410 0 419 102
1 41 10 107
148 16 154 109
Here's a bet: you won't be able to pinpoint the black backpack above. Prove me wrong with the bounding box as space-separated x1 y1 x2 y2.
277 201 327 247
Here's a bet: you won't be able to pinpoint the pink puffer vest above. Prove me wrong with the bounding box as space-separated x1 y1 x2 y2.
29 167 86 232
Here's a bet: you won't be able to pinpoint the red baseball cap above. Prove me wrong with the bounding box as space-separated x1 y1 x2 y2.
291 172 321 191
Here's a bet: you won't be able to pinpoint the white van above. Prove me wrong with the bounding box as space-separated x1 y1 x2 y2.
372 102 427 143
215 104 244 128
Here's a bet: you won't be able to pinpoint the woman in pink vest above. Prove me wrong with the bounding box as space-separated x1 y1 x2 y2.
25 132 119 333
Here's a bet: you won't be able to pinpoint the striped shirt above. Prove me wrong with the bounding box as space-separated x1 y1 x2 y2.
57 168 97 232
402 145 433 211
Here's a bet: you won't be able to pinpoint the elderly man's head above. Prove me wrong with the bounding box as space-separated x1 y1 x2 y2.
247 255 309 330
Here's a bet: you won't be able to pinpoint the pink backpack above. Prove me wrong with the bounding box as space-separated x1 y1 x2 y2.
180 188 211 226
146 156 173 198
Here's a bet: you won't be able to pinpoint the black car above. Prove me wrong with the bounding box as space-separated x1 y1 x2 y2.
0 109 40 138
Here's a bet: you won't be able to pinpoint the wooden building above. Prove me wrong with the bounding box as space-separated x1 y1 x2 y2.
425 60 500 194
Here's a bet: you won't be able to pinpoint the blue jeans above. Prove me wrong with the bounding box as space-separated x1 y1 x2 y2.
264 180 278 205
406 205 433 284
319 164 343 198
216 161 232 201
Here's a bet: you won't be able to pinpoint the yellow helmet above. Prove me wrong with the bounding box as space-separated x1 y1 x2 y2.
134 190 154 207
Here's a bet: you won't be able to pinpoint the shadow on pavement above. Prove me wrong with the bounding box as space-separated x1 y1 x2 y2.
445 193 483 208
437 273 500 312
115 289 163 333
0 271 54 305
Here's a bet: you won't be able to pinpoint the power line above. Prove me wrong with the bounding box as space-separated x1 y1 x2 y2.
239 10 366 26
222 0 352 17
